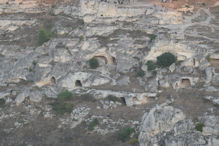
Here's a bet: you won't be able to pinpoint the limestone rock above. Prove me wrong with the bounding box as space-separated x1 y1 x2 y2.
0 92 10 99
29 91 42 102
139 106 219 146
204 96 219 105
15 90 29 105
60 72 111 90
205 67 214 84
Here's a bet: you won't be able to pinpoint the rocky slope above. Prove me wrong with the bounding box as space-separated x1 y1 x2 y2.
0 0 219 146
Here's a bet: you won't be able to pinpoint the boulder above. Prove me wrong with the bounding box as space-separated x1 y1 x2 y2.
15 90 29 105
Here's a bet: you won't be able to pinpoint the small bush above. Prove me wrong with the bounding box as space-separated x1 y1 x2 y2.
156 52 177 68
206 55 210 62
0 99 5 106
106 95 121 103
89 58 99 69
117 127 135 142
32 60 37 66
195 123 204 132
51 101 73 114
38 30 50 46
38 29 57 46
88 118 99 131
185 5 190 8
148 34 157 42
79 35 84 41
51 90 73 114
57 90 73 102
137 69 145 77
29 67 33 72
146 60 156 71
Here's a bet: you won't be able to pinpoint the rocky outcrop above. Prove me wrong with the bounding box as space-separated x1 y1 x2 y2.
59 72 111 90
139 105 219 146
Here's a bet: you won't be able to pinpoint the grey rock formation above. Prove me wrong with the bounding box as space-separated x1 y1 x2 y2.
15 89 29 105
139 105 219 146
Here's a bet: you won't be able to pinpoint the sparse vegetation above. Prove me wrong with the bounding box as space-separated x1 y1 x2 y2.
38 29 57 46
137 69 145 77
146 60 156 71
79 35 84 41
0 99 5 106
88 118 99 131
156 52 177 68
38 29 50 46
106 95 121 103
32 60 37 66
206 55 211 62
195 123 205 132
148 34 157 42
89 58 99 69
117 127 135 142
29 60 37 72
51 90 73 114
29 67 33 72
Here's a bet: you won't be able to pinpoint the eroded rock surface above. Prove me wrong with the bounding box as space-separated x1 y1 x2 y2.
0 0 219 145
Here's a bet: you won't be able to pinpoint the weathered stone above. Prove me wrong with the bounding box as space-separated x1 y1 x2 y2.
0 92 10 99
60 72 111 90
15 90 29 105
29 91 42 102
139 106 218 146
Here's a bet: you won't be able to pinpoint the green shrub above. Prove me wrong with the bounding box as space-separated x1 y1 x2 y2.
106 95 121 103
88 118 99 131
146 60 156 71
79 35 84 41
38 30 50 46
195 123 204 132
137 69 145 77
0 99 5 106
148 34 157 42
185 5 190 8
51 90 73 114
32 60 37 66
89 58 99 69
29 67 33 72
117 127 135 142
57 90 73 102
156 52 177 68
51 101 73 114
206 55 210 62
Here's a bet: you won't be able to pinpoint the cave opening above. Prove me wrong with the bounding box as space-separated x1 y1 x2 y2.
75 80 82 87
120 97 126 105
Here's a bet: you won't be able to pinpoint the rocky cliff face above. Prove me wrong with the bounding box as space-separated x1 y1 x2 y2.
139 105 219 146
0 0 218 145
